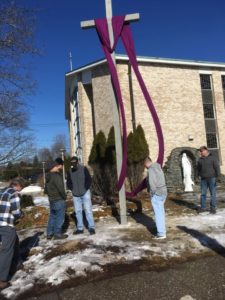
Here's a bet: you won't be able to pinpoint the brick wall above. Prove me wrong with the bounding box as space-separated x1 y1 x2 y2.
74 61 225 173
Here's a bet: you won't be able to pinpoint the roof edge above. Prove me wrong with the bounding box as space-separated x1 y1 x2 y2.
65 54 225 77
116 54 225 68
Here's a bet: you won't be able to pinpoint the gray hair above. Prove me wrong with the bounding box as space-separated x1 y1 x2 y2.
9 177 27 189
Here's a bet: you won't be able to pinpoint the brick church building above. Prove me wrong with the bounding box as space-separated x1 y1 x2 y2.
65 54 225 174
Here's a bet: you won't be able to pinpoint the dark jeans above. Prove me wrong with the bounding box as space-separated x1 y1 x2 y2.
0 226 18 281
200 177 217 209
47 200 66 236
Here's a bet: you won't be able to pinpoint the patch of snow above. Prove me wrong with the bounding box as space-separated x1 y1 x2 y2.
20 185 42 195
2 208 225 298
180 296 196 300
34 213 41 219
33 196 49 207
92 205 105 212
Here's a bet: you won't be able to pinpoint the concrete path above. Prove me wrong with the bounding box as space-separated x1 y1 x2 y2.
22 254 225 300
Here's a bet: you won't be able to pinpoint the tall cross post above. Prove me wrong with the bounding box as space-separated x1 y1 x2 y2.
81 0 139 225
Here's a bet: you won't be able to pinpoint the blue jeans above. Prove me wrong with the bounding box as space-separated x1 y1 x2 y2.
47 200 66 236
73 190 95 230
151 194 167 236
0 226 17 281
200 178 217 209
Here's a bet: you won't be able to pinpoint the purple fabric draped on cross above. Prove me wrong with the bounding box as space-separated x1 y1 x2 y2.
94 16 164 196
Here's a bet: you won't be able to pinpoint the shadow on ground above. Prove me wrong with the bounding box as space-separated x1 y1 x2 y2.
171 199 199 212
9 232 43 279
177 225 225 257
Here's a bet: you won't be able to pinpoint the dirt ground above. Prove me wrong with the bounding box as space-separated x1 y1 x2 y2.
17 190 225 231
7 191 225 300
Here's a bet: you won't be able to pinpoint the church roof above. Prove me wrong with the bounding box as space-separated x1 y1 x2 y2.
65 54 225 77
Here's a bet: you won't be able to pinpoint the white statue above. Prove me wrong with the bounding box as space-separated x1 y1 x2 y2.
182 153 194 192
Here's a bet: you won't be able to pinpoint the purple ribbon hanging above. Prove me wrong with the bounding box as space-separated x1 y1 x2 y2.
95 16 164 195
95 17 127 191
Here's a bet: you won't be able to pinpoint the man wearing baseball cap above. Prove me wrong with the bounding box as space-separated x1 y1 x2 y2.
45 158 68 240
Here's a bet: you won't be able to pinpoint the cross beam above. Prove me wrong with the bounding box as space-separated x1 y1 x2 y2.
81 0 139 225
81 13 140 29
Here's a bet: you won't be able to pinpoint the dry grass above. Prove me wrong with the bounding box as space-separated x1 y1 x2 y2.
45 240 90 260
16 192 196 231
16 206 49 230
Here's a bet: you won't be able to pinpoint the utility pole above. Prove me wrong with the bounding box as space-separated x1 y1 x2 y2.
60 148 66 190
69 51 73 71
42 161 46 187
81 0 139 225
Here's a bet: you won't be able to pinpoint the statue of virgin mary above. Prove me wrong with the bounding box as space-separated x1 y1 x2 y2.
182 153 194 192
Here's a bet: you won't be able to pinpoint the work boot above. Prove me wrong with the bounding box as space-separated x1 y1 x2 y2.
46 234 53 240
89 228 96 235
210 207 217 214
73 229 84 235
54 234 68 240
198 207 207 214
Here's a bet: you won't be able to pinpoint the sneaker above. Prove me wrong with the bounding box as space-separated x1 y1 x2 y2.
73 229 84 235
152 235 166 240
53 234 68 240
210 208 217 214
89 228 96 235
0 280 10 290
46 235 53 240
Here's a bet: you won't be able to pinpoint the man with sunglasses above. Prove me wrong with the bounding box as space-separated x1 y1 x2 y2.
67 156 95 235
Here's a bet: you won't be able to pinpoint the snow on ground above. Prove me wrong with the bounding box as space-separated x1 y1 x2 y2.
32 196 49 207
20 186 42 195
2 208 225 299
20 185 50 208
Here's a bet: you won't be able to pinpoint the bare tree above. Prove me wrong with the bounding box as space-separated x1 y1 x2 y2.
0 1 39 165
51 134 68 159
0 129 35 163
38 148 53 163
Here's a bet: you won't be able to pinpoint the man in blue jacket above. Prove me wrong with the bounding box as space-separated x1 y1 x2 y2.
67 156 95 235
197 146 220 214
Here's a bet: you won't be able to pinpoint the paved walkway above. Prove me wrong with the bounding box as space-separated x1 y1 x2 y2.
21 254 225 300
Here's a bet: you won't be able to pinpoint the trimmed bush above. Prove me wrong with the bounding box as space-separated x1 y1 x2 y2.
105 127 116 165
88 130 106 165
89 124 149 197
127 124 149 191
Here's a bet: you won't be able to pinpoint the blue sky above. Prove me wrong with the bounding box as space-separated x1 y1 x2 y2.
23 0 225 151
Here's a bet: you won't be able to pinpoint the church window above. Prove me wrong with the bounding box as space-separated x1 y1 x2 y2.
200 74 220 161
221 75 225 104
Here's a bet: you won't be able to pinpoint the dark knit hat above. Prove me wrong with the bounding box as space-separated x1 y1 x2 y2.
55 157 64 165
70 156 78 162
47 157 64 170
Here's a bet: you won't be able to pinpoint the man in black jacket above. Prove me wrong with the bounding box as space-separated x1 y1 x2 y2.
197 146 220 214
45 158 67 240
67 156 95 235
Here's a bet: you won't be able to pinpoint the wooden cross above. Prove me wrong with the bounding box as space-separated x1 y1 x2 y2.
81 0 139 225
